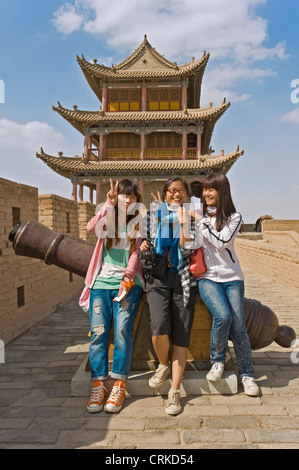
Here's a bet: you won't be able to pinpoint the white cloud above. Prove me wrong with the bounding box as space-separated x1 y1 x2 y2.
281 108 299 125
51 3 84 34
0 118 80 196
201 64 276 105
51 0 286 62
51 0 287 103
0 118 67 153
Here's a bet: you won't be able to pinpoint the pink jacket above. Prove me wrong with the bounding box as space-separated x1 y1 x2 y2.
79 198 145 312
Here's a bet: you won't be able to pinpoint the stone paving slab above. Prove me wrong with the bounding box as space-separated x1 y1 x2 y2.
0 266 298 450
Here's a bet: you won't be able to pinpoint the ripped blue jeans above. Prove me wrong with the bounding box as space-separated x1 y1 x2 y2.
89 286 142 381
198 279 254 378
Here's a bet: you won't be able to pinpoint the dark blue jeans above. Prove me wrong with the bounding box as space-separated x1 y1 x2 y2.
198 279 254 378
89 285 142 381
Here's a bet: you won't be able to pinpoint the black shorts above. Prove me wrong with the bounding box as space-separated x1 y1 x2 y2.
145 269 196 348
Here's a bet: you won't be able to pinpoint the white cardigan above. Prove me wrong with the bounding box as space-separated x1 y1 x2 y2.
197 212 244 283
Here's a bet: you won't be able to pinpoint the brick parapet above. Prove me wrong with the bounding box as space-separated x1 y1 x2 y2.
0 177 94 345
235 237 299 293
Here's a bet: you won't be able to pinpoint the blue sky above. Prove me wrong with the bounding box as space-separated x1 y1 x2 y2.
0 0 298 222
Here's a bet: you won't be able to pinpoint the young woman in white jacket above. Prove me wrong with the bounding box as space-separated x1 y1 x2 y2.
197 173 259 396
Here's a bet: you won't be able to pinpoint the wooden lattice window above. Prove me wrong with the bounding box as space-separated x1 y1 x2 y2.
170 89 179 101
131 90 139 102
108 89 140 111
187 133 197 148
149 89 158 101
110 90 118 102
160 89 169 101
106 133 140 149
148 87 181 111
147 132 181 148
120 90 129 101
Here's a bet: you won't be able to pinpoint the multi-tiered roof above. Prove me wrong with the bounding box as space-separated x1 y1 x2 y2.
37 36 243 201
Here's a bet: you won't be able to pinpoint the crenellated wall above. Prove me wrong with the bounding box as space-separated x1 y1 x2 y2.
0 177 97 345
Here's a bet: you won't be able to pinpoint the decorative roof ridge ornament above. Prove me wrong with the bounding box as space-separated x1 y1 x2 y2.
114 35 178 71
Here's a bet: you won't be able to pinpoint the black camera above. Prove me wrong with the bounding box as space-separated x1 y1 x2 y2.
139 242 168 282
138 242 157 267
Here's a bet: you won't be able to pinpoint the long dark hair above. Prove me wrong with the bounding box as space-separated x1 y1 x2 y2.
106 179 141 252
162 177 190 202
202 173 236 231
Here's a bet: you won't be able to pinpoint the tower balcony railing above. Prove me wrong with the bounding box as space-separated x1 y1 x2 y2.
145 148 198 159
104 149 141 160
145 148 182 159
101 147 199 161
186 148 197 158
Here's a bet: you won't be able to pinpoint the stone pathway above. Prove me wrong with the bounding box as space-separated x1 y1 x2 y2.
0 267 298 449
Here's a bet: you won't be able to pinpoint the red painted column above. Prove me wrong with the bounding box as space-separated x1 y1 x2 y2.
96 181 101 206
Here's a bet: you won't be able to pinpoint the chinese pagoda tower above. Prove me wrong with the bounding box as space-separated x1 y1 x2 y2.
37 35 243 206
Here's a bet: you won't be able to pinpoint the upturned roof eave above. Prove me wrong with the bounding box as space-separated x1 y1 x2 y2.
77 53 209 80
52 101 230 130
36 147 243 180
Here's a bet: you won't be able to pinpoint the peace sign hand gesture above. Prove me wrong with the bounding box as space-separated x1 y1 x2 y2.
151 191 162 204
107 179 119 204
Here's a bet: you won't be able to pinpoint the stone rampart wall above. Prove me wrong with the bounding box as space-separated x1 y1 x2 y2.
263 231 299 247
0 177 97 345
235 237 299 294
262 219 299 233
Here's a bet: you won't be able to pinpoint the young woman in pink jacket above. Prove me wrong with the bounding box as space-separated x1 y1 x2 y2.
79 179 144 413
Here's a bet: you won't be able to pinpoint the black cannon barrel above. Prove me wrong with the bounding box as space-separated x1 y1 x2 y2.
9 220 94 278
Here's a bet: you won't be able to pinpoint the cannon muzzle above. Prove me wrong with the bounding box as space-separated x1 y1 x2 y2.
9 220 95 278
8 224 21 243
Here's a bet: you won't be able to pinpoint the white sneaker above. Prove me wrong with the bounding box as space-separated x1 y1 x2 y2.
166 389 181 415
149 363 171 389
206 362 224 382
241 376 260 396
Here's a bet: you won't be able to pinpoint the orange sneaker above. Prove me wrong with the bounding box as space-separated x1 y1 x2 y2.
86 380 105 413
104 380 126 413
